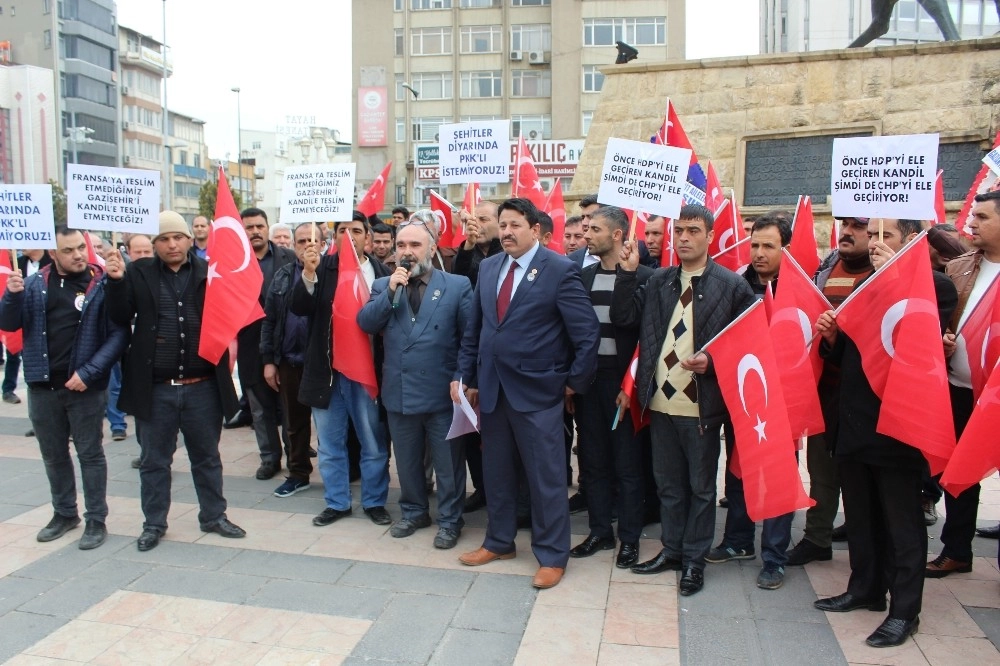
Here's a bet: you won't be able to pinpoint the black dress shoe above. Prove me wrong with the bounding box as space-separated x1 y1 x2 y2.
255 462 280 480
463 488 487 513
223 409 252 429
201 518 246 538
866 616 919 648
814 592 887 613
631 549 683 575
570 535 615 558
616 542 639 569
137 528 161 551
831 523 848 542
679 567 704 596
313 507 352 526
976 524 1000 539
364 506 392 525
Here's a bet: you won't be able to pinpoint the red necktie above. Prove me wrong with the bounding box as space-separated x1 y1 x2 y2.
496 260 518 321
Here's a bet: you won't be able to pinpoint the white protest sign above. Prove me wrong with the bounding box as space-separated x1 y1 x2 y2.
0 184 55 249
831 133 939 220
66 165 160 235
983 145 1000 176
598 138 691 219
280 163 356 223
438 120 509 185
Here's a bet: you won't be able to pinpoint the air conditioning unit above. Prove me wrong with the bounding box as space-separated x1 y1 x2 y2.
528 51 549 64
123 155 131 164
121 85 129 96
509 50 523 61
122 121 130 130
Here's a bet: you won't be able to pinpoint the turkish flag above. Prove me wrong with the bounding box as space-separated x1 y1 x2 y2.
705 161 726 215
429 190 456 248
933 170 946 226
660 218 679 268
0 251 23 354
620 344 649 432
956 131 1000 236
940 361 1000 497
834 234 955 474
957 272 1000 400
619 207 647 240
512 136 547 210
83 233 106 267
198 167 265 365
651 99 707 193
709 200 749 272
543 178 566 254
332 233 378 399
829 218 838 254
704 301 814 521
356 162 392 217
771 250 830 438
788 196 820 277
463 182 481 211
731 196 751 266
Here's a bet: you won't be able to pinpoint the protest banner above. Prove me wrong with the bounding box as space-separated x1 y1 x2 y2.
280 163 356 224
66 164 159 235
438 120 509 185
0 184 55 249
831 133 939 220
597 137 691 220
983 144 1000 176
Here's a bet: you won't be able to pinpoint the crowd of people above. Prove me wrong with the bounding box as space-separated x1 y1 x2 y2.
2 187 998 650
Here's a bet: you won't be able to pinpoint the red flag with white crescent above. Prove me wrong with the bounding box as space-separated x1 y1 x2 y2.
198 167 265 365
956 273 1000 400
0 251 22 354
788 196 820 278
704 162 726 214
834 234 955 474
512 136 547 210
429 190 455 248
620 344 649 432
542 178 566 255
332 233 378 399
956 131 1000 236
940 360 1000 497
704 301 813 521
356 162 392 217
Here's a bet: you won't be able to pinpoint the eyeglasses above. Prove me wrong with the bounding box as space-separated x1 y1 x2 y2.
399 218 438 241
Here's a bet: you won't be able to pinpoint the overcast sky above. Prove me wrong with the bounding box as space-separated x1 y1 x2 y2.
116 1 760 160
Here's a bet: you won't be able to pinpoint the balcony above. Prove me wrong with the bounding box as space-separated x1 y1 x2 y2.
173 164 207 180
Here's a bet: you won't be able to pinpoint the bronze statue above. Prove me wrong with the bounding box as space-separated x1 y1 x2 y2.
849 0 959 47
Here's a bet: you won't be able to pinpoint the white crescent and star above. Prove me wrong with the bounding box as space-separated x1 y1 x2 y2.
629 356 638 380
737 353 769 443
880 298 938 358
717 228 734 252
771 307 813 366
980 323 1000 373
208 215 253 284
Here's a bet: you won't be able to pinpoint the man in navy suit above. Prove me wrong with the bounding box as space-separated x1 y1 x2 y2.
452 198 599 589
358 221 473 550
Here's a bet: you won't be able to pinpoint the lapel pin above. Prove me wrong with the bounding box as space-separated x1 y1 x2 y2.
432 289 441 300
527 268 537 282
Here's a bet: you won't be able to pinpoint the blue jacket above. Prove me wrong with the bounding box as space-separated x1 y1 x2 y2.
358 269 473 414
0 263 128 390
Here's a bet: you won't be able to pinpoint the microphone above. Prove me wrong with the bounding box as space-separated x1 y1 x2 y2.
392 258 412 309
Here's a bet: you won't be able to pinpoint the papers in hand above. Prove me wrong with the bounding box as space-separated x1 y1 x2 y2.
447 381 480 439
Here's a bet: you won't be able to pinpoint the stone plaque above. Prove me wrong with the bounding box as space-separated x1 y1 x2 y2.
939 141 986 202
743 132 871 207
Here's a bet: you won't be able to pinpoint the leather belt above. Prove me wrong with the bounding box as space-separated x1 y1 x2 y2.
161 376 211 386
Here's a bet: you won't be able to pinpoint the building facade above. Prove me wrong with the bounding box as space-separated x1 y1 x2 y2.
761 0 1000 53
351 0 685 210
168 110 209 220
0 0 119 179
0 63 59 184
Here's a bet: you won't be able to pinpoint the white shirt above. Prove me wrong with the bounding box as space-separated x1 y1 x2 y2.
497 241 541 298
359 255 376 291
582 252 599 268
951 257 1000 388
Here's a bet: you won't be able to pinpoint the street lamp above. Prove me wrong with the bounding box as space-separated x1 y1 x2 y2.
65 113 94 164
231 86 242 206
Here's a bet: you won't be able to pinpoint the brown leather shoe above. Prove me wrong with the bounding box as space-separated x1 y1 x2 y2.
925 554 972 578
532 566 565 589
459 546 516 566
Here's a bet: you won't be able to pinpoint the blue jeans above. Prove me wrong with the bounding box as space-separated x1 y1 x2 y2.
387 409 465 531
28 385 108 523
135 379 228 533
650 412 721 570
312 374 388 511
2 349 20 394
105 362 126 432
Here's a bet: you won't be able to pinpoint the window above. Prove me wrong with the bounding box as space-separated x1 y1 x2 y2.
59 0 115 35
61 35 114 70
62 74 113 106
43 30 51 49
460 25 502 53
396 118 405 143
582 111 593 136
411 27 452 55
460 115 503 122
43 0 51 14
395 73 405 101
394 29 404 57
583 17 666 46
411 0 452 9
510 24 551 51
512 0 549 5
63 112 115 143
582 65 604 93
461 0 497 6
251 141 261 150
511 114 550 139
411 116 449 142
461 70 502 98
511 69 550 97
409 71 453 99
395 0 403 9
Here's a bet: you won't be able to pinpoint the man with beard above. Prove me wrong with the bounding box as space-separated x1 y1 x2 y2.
191 215 210 259
358 221 473 549
239 208 296 481
787 216 874 565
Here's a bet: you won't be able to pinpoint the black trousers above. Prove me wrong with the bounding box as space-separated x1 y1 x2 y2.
839 458 926 620
940 383 978 562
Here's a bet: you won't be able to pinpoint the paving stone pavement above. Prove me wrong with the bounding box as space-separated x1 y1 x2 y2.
0 398 998 664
